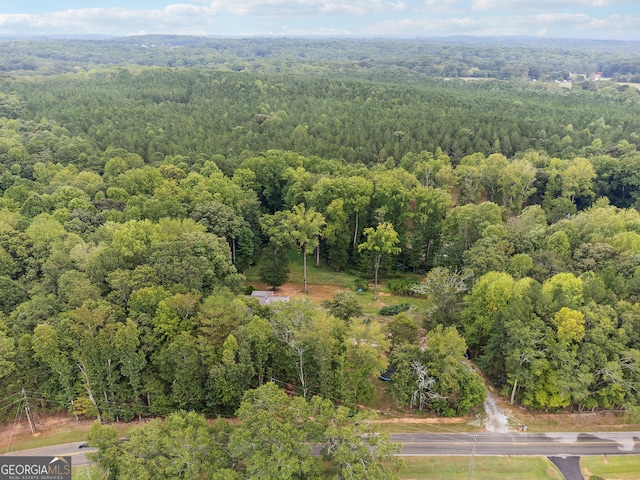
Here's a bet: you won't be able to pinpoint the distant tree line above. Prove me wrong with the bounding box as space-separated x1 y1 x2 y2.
1 35 639 81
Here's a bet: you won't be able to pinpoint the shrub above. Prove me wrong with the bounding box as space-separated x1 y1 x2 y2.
353 277 369 292
322 290 363 321
379 303 412 316
387 278 418 296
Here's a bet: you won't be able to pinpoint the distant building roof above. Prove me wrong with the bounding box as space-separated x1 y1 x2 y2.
249 291 290 305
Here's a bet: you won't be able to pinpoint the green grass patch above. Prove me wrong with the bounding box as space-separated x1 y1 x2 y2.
246 249 429 294
4 421 131 453
72 464 107 479
5 427 91 453
286 252 359 288
244 250 359 288
580 455 640 479
398 456 563 480
375 421 480 435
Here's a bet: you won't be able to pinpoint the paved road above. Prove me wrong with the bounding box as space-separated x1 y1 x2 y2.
2 442 96 466
393 432 640 456
3 431 640 467
549 456 584 480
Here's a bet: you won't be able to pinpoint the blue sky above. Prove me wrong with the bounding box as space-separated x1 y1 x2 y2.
1 1 638 39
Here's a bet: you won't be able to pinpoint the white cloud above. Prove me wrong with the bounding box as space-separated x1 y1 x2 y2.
423 0 464 7
0 1 407 35
208 0 404 16
0 0 636 38
0 5 222 35
367 11 640 38
416 0 466 14
423 0 463 6
472 0 635 10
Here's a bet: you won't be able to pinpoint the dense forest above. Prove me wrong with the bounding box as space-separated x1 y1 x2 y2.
2 35 640 81
2 34 640 477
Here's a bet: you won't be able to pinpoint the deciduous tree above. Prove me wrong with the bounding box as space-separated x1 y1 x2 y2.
358 222 401 300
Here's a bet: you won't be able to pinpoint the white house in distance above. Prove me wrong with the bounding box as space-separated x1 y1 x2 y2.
249 290 290 305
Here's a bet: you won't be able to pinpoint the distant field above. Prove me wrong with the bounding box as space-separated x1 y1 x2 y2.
399 455 640 479
398 456 562 480
63 453 640 480
619 82 640 90
581 455 640 479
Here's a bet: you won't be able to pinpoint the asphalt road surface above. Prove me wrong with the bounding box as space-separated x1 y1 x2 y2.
2 441 96 466
549 456 584 480
3 431 640 468
393 431 640 456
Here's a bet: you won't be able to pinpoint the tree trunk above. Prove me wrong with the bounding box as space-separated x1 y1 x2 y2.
510 377 518 405
71 399 79 421
232 238 237 264
373 254 380 300
295 346 307 398
353 212 359 246
77 362 102 423
315 243 320 267
303 248 308 293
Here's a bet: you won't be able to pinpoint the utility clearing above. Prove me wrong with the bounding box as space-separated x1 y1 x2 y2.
484 392 510 433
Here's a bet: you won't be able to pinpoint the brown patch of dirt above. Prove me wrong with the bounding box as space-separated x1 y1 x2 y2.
374 416 468 424
0 412 94 450
497 399 639 432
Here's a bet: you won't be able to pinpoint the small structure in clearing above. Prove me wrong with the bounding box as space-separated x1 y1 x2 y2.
250 290 290 305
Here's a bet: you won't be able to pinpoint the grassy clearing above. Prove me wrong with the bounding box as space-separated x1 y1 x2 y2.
72 465 106 480
398 456 563 480
284 251 359 288
244 250 359 289
61 455 640 480
2 419 131 453
3 425 92 453
245 250 427 296
580 455 640 479
245 250 432 317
